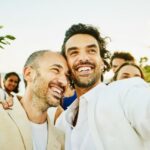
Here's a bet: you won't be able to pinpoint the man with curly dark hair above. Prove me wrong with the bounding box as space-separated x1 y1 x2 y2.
56 23 150 150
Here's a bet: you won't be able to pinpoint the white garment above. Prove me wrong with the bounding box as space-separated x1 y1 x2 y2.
30 121 48 150
47 107 57 125
0 88 8 100
56 78 150 150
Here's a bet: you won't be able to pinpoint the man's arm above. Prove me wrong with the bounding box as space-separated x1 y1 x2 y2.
122 82 150 139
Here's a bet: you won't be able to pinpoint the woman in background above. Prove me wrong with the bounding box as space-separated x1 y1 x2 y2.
0 72 21 105
113 62 144 81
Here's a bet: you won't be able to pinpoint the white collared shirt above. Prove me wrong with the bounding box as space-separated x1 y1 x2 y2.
56 83 106 150
56 78 150 150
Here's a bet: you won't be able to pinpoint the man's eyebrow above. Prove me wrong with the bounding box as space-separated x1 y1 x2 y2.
52 64 63 69
86 44 97 48
67 47 78 53
67 44 98 53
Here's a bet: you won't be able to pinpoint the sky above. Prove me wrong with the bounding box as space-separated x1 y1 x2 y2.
0 0 150 75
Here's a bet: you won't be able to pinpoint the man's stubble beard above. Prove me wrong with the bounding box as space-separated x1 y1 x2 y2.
71 67 101 88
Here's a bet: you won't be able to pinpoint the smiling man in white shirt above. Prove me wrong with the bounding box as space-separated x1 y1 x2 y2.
56 23 150 150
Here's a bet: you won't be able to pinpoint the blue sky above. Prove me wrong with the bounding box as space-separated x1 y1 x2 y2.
0 0 150 74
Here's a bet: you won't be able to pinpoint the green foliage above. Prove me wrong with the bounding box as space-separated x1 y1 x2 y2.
139 56 150 83
0 26 16 49
142 65 150 83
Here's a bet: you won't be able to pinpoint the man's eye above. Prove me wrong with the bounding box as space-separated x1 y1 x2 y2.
70 51 78 56
89 49 97 54
52 68 59 73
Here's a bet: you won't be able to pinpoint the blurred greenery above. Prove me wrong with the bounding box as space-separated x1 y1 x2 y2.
139 56 150 83
0 25 16 49
142 65 150 83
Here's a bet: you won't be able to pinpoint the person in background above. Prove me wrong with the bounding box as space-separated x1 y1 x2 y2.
110 51 135 73
0 72 21 108
62 82 77 110
2 72 21 96
113 62 144 81
0 50 68 150
56 23 150 150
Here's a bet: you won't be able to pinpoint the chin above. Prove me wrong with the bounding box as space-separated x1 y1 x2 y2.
51 100 60 107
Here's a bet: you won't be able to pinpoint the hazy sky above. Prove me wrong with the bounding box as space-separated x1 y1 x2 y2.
0 0 150 74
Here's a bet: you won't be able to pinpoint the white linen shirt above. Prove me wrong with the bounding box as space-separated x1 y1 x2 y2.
56 83 106 150
56 78 150 150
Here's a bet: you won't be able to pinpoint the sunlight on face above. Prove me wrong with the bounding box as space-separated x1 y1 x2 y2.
32 52 69 107
65 34 103 89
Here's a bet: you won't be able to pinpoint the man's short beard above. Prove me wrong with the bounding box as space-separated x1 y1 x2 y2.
73 72 101 88
74 78 97 88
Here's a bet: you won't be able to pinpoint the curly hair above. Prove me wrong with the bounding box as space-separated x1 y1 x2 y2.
61 23 111 72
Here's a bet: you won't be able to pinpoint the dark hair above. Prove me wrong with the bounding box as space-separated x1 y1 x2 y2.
61 23 111 72
110 51 135 66
113 62 144 81
4 72 21 93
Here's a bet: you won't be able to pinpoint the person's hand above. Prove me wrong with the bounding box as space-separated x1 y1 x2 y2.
0 96 13 109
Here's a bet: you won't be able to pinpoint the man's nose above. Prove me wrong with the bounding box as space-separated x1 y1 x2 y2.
78 52 89 62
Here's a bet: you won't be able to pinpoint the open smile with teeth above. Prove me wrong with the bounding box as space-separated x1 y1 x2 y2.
77 66 93 75
78 66 91 72
51 87 64 99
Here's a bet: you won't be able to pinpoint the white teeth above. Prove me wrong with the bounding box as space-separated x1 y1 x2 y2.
51 87 61 94
78 67 91 72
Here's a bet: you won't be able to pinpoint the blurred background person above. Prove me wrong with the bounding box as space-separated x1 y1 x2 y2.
62 82 77 110
113 62 144 81
0 71 21 99
110 51 136 73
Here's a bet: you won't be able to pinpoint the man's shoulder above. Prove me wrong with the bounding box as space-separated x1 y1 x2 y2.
109 77 148 89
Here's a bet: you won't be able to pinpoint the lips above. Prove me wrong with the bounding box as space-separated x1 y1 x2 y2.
50 85 65 99
74 64 95 76
78 66 91 72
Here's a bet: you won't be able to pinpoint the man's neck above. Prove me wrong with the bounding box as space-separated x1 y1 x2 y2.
20 97 48 124
75 81 101 98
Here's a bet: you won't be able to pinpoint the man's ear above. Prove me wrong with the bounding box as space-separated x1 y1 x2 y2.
23 66 36 83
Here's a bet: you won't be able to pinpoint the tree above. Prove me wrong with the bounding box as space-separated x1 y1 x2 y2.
0 25 16 49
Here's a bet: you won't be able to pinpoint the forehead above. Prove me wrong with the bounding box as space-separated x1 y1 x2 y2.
39 52 68 71
65 34 99 50
120 65 141 74
6 75 18 80
112 58 126 65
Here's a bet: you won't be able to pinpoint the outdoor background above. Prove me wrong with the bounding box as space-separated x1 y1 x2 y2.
1 0 150 94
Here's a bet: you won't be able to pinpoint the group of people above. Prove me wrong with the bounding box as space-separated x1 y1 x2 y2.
0 23 150 150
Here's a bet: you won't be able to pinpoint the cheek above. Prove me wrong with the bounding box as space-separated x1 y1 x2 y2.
4 81 10 87
67 58 74 68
